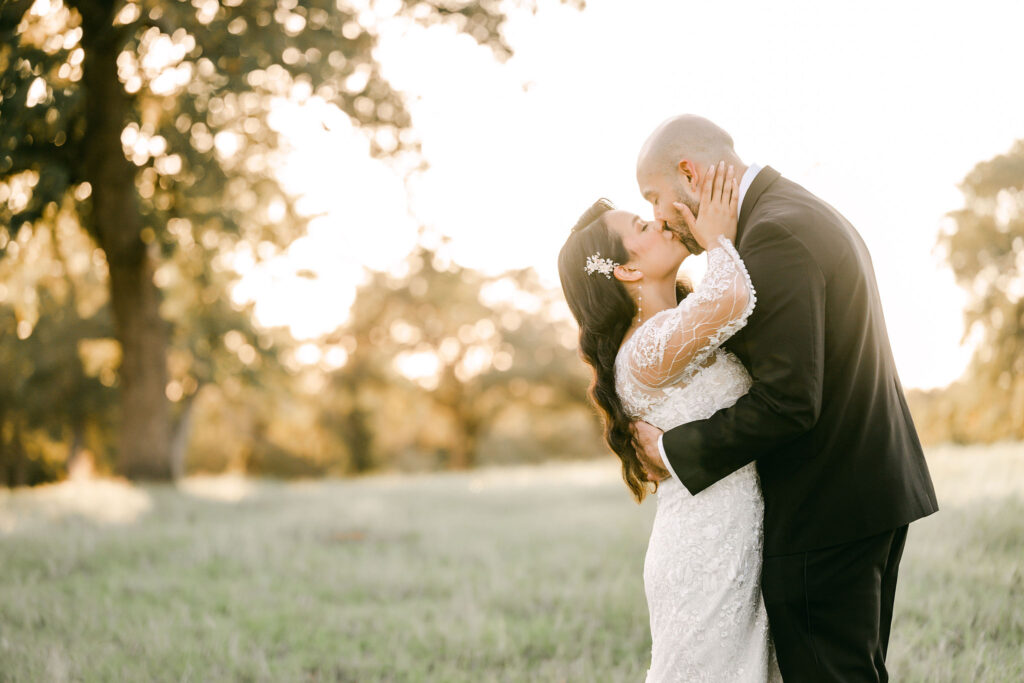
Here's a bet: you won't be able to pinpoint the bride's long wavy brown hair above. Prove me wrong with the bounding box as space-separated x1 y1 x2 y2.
558 199 690 503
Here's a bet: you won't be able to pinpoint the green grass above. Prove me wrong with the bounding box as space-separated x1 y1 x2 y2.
1 444 1022 682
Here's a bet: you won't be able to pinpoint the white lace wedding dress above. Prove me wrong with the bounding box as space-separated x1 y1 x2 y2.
615 236 782 682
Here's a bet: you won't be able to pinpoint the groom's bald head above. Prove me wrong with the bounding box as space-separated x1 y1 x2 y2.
635 115 745 255
636 115 739 178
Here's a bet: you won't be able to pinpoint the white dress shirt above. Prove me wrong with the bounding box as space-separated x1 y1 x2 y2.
656 163 763 489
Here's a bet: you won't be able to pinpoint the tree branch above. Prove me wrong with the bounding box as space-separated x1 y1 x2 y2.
0 0 35 30
4 141 71 175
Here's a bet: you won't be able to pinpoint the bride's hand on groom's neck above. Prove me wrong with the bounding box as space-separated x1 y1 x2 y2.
676 161 739 250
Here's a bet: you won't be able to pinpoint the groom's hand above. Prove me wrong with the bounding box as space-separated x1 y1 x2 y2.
632 420 670 482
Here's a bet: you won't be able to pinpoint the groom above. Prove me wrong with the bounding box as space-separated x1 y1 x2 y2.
631 115 938 682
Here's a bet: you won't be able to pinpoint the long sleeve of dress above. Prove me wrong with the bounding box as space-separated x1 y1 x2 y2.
624 236 756 390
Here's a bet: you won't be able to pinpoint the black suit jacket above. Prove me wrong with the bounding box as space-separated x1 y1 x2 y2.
662 166 939 555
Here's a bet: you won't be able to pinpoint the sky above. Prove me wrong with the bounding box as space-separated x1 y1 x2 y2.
233 0 1024 390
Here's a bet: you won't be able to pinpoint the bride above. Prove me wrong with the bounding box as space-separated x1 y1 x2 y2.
557 163 782 682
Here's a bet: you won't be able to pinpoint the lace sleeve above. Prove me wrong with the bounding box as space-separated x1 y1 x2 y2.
625 236 756 389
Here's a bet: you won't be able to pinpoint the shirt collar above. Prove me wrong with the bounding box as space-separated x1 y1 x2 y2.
737 162 762 209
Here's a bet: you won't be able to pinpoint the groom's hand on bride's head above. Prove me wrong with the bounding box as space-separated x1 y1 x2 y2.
632 420 669 482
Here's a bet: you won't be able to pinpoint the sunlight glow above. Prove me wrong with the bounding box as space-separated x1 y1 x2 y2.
228 0 1024 390
0 479 152 533
25 77 47 107
394 349 441 388
230 97 417 340
177 473 255 503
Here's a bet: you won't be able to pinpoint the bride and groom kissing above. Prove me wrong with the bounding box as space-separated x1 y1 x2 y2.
557 115 939 682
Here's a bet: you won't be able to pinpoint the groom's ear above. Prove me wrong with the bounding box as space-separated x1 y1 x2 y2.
679 158 704 191
613 265 642 283
678 159 700 190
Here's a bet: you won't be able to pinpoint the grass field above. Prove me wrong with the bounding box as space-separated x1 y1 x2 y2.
1 443 1023 682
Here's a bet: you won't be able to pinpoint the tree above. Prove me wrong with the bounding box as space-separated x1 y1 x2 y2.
327 238 591 470
938 138 1024 439
1 0 579 479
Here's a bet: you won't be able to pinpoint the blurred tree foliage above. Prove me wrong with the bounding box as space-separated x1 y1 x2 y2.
908 138 1024 443
0 196 117 485
179 241 602 478
321 239 595 472
0 0 582 481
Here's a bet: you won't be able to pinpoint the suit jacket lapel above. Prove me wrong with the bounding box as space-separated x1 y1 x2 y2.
737 165 781 244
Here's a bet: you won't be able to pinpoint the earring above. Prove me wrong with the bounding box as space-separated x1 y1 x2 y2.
636 283 643 324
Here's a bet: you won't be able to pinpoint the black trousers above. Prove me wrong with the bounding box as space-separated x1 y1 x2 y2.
761 525 909 682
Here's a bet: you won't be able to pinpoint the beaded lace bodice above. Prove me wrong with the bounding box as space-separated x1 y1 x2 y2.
614 236 781 682
615 236 756 419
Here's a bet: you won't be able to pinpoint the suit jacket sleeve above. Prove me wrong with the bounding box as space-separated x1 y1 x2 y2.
662 220 827 494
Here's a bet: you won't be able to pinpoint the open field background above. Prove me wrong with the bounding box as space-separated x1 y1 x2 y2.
2 443 1023 682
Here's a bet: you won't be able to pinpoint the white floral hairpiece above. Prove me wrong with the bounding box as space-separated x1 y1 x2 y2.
584 251 619 279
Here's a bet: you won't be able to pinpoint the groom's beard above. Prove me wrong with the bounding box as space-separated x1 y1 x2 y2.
666 192 705 255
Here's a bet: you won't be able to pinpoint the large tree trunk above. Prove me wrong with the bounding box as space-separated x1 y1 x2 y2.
9 419 28 487
437 371 480 469
343 402 374 473
447 431 478 470
78 3 172 480
0 405 8 487
447 406 480 470
169 393 198 480
67 417 94 480
332 370 375 473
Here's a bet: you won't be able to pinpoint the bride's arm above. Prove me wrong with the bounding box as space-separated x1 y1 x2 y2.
625 236 755 388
